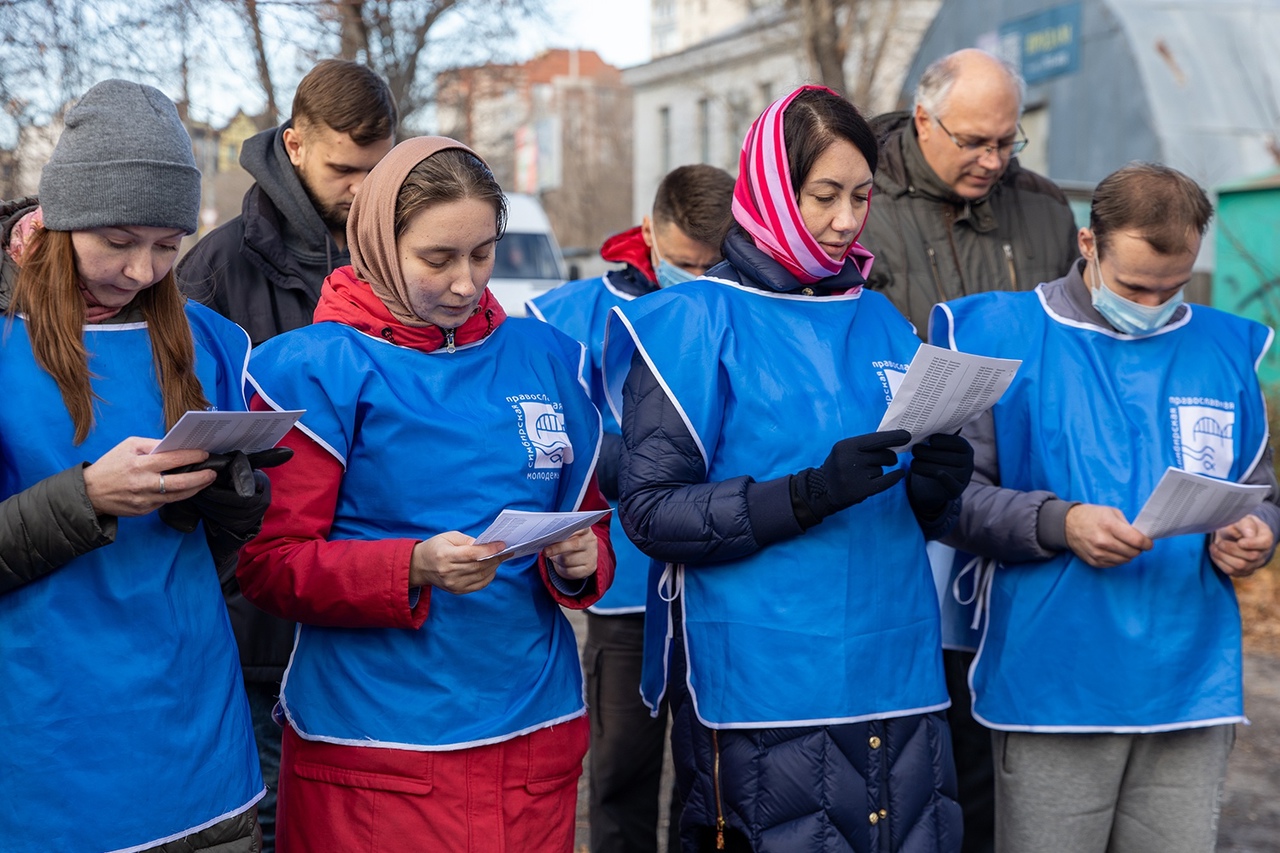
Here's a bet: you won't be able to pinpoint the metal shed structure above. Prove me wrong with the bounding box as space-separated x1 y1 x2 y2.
901 0 1280 269
1214 169 1280 387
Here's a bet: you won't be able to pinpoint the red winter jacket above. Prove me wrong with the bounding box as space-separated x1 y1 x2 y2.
237 267 615 629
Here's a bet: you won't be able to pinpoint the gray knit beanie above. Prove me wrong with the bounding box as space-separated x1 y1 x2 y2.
39 79 201 234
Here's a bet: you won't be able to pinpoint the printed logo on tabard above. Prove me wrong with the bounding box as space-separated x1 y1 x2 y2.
508 394 573 479
1169 398 1235 480
873 360 910 404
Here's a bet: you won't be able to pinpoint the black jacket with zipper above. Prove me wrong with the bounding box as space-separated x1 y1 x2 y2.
178 122 347 348
177 124 338 680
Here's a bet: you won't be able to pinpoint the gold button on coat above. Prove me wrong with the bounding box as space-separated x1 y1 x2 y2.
869 812 879 825
869 736 881 749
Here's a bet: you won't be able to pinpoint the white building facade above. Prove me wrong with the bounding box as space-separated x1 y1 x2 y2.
627 1 940 223
651 0 758 58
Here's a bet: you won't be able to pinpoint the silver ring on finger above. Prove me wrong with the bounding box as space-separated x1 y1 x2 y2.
159 473 167 495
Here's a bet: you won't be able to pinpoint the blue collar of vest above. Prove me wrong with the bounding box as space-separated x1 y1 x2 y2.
721 230 867 295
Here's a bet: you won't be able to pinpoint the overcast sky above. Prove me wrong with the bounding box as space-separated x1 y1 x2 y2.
534 0 651 69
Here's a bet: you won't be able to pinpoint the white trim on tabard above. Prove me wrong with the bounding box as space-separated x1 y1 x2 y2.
104 790 265 853
247 373 346 470
1036 282 1193 340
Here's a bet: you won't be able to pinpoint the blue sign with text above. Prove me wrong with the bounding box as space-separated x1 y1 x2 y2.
1000 2 1082 84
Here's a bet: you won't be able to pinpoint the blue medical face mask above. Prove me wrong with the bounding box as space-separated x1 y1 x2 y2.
1089 257 1184 336
655 256 698 289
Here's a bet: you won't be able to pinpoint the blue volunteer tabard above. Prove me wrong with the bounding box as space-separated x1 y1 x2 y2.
927 542 988 652
604 277 949 728
249 317 601 749
0 305 262 853
529 274 651 614
933 285 1273 732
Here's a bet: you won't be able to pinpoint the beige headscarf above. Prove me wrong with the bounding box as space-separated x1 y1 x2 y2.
346 135 482 327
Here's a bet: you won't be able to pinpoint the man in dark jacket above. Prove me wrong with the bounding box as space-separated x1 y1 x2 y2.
177 59 396 852
859 48 1079 853
179 59 396 345
527 164 735 853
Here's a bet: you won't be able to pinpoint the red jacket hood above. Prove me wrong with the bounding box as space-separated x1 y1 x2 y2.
600 226 656 283
312 265 506 352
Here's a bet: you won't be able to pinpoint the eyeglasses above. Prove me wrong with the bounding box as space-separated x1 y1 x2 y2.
930 113 1028 158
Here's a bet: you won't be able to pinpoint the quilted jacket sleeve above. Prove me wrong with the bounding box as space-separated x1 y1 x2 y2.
617 353 802 565
0 465 117 595
942 408 1073 562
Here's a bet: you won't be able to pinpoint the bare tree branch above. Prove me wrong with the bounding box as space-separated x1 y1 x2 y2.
226 0 281 125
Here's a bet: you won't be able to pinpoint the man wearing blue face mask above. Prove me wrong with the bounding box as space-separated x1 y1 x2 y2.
527 163 734 853
930 162 1280 853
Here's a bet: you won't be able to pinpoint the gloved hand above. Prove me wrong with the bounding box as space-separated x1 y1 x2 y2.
792 429 911 524
907 433 974 518
159 447 292 534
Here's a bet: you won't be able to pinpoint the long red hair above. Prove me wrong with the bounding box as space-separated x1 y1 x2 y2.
7 228 210 444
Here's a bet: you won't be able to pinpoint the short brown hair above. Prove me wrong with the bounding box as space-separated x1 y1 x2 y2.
652 164 735 247
292 59 397 146
1090 163 1212 257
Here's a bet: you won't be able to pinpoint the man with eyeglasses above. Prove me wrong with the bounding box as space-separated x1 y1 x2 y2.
862 48 1078 337
860 48 1079 853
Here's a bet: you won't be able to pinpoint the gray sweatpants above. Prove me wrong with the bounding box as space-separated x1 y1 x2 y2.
992 725 1234 853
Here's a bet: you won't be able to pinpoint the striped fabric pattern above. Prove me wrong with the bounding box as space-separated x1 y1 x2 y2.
731 84 874 287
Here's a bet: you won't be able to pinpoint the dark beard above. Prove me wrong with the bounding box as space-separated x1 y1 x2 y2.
298 176 349 235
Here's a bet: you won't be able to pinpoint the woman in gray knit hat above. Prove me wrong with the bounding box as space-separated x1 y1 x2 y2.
0 80 271 852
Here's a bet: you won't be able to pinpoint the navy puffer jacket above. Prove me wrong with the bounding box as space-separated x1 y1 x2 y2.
617 231 962 852
665 612 960 853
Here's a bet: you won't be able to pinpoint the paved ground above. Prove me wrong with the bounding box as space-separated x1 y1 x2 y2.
1217 653 1280 852
566 610 1280 852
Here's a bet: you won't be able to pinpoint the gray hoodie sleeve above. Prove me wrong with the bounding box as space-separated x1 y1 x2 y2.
1239 444 1280 561
945 410 1280 565
941 409 1075 562
0 465 117 594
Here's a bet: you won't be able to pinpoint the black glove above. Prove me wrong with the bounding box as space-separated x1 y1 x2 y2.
159 447 292 534
792 429 910 526
907 433 974 518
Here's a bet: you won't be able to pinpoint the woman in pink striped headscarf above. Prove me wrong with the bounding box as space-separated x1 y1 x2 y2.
606 87 970 852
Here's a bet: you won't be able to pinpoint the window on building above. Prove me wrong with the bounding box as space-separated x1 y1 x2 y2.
698 98 711 164
659 106 671 175
727 91 752 168
1017 104 1050 178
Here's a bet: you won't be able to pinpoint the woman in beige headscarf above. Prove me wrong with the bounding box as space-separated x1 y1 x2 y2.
238 136 615 852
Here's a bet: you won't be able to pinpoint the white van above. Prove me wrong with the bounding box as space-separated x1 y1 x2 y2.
488 194 568 316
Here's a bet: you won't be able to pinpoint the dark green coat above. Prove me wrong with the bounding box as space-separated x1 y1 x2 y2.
861 112 1079 337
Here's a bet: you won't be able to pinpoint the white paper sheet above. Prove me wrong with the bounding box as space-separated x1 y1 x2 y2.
877 344 1021 449
473 509 611 559
1132 467 1270 539
150 410 305 455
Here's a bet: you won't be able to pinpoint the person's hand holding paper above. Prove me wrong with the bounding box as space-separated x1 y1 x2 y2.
543 528 599 580
1064 504 1154 568
1210 515 1274 577
158 447 295 534
410 532 509 595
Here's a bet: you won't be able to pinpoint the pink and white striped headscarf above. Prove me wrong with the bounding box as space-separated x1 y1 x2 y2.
732 85 874 286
